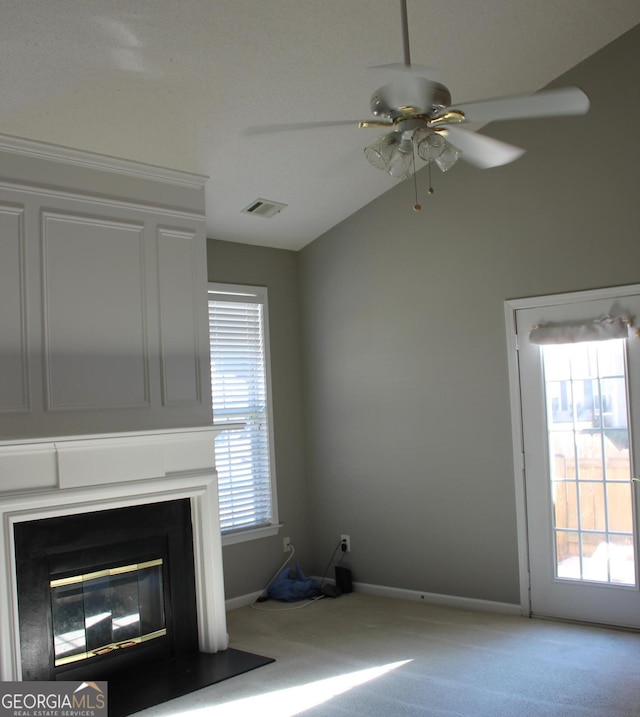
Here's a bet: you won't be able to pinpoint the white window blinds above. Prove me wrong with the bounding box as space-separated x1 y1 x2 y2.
208 284 277 534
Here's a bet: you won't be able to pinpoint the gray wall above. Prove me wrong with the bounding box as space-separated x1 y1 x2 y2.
298 24 640 604
207 239 311 598
209 25 640 603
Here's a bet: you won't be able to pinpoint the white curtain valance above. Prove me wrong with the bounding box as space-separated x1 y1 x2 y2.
529 314 630 345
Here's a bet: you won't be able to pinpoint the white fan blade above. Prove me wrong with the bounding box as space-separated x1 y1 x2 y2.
243 119 364 136
442 126 525 168
454 86 589 124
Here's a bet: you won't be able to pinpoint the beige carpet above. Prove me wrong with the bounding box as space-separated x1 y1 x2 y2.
136 592 640 716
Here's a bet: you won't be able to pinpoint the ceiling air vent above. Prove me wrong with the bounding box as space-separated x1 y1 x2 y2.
242 198 287 219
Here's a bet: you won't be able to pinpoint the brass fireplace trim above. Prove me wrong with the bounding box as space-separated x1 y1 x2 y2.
50 558 163 588
54 629 167 667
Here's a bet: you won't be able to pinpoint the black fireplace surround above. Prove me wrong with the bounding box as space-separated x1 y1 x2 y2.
14 499 198 682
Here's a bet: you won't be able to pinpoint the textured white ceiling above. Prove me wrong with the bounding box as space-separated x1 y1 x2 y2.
1 1 639 249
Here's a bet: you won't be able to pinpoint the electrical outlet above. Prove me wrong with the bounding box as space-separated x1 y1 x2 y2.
283 536 292 552
340 534 351 552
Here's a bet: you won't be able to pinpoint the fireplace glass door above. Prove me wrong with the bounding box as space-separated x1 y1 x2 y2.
15 499 198 681
51 559 166 667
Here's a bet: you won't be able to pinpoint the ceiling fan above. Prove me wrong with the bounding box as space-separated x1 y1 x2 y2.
246 0 589 201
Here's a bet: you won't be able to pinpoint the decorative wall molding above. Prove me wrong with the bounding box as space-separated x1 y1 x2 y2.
157 227 203 407
40 211 151 411
0 145 211 437
0 134 208 190
0 180 206 221
0 203 29 412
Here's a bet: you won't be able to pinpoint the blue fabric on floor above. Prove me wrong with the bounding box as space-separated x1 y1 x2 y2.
267 564 321 602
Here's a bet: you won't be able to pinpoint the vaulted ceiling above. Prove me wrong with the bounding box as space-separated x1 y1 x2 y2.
2 1 639 249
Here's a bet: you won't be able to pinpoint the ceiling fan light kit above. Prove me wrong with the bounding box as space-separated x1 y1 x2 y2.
415 131 461 172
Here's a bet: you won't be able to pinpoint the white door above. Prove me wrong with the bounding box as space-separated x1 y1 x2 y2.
515 290 640 627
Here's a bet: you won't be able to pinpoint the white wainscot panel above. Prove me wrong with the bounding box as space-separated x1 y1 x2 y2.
157 227 203 406
0 204 29 412
42 212 150 410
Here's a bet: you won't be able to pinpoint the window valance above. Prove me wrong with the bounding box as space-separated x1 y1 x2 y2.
529 314 631 345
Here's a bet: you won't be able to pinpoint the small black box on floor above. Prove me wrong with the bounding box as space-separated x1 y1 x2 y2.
335 566 352 594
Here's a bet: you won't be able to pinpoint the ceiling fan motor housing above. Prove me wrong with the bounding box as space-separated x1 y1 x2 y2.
369 77 452 120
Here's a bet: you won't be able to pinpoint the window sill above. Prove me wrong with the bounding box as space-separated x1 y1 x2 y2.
221 523 283 547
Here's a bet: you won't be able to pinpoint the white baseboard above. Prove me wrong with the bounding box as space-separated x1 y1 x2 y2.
354 581 522 615
225 590 263 611
226 580 522 616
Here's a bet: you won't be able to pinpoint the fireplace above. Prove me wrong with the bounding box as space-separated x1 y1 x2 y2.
0 428 229 683
14 499 199 682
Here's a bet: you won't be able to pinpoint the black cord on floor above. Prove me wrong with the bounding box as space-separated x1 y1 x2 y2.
319 539 345 588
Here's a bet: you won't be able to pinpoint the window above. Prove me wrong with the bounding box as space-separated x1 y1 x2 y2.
207 283 278 543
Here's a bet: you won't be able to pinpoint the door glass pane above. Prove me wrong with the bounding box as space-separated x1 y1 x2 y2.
554 479 578 529
555 530 579 578
575 432 603 479
579 482 605 530
581 532 609 582
607 483 633 532
542 340 636 586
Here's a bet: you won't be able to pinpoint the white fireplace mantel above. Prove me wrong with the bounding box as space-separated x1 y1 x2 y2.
0 426 231 681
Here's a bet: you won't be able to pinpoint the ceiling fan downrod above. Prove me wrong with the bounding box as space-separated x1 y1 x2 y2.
400 0 411 67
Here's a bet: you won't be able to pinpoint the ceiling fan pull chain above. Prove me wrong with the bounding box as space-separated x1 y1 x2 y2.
412 144 422 211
